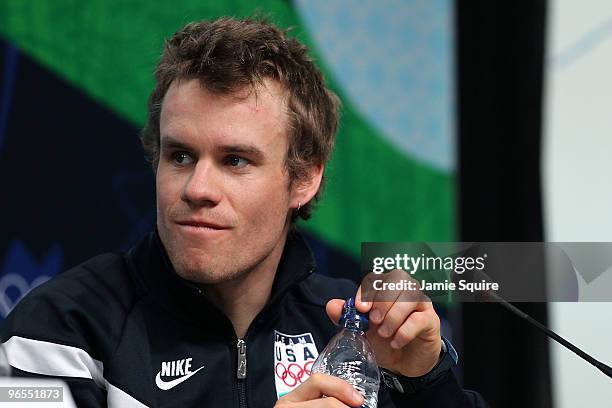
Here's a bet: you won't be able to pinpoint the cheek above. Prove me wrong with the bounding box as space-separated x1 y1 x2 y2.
234 178 290 223
156 171 183 213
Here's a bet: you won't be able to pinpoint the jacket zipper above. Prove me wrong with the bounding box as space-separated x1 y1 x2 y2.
232 266 313 408
236 338 247 408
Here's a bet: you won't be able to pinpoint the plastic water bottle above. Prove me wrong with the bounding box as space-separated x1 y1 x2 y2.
312 297 380 407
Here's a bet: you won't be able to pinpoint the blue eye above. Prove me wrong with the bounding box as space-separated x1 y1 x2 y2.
173 152 194 165
225 155 249 168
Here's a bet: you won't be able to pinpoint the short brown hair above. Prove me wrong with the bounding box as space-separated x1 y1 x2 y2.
141 16 340 221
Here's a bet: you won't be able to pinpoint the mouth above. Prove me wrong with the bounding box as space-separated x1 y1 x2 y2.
175 220 231 231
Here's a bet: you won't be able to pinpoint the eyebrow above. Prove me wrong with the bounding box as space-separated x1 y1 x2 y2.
160 135 266 161
217 144 265 161
160 136 192 151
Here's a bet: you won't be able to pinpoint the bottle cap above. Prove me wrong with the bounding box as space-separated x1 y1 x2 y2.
339 297 369 332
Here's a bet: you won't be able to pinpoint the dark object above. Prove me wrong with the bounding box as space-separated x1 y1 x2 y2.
456 0 552 407
489 290 612 379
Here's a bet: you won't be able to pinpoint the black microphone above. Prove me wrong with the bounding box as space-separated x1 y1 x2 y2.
473 270 612 380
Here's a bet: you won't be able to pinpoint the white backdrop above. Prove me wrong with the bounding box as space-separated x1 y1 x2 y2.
543 0 612 406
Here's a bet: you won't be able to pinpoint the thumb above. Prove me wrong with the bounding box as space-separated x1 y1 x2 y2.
325 299 345 326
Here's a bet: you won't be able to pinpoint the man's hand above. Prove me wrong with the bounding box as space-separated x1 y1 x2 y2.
274 373 364 407
326 278 442 378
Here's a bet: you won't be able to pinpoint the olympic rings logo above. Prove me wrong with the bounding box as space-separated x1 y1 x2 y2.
275 360 314 387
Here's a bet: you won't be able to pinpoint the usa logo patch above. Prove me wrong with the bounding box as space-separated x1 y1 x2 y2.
273 331 319 398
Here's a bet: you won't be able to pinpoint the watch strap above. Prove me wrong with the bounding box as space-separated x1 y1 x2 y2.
381 336 458 394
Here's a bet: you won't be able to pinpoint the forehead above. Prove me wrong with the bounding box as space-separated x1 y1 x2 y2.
160 78 289 149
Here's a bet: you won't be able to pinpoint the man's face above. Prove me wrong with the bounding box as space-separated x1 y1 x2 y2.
156 78 300 284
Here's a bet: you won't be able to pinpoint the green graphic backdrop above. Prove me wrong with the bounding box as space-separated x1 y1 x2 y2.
0 0 455 257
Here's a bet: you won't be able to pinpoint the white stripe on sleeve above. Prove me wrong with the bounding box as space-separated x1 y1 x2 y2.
1 336 105 388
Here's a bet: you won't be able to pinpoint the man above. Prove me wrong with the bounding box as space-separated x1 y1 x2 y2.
1 17 487 407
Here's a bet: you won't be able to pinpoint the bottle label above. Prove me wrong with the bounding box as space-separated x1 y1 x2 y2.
273 331 320 399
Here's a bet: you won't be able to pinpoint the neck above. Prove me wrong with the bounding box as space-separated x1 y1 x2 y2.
203 230 289 339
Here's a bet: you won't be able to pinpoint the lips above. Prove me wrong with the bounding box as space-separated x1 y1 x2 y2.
175 220 231 230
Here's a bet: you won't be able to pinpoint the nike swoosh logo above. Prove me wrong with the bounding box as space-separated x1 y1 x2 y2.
155 366 205 390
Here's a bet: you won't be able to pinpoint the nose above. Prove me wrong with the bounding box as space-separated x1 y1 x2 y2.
180 160 223 208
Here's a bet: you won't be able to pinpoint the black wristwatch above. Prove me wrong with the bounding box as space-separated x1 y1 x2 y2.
380 336 458 394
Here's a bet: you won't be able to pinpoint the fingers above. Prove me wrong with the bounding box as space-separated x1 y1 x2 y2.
362 269 414 322
328 273 436 347
325 299 345 326
355 286 372 312
389 310 439 349
277 373 363 407
326 286 373 325
276 396 351 407
374 301 420 339
365 270 430 326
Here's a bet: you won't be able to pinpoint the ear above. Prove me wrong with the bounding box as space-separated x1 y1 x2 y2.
290 164 324 209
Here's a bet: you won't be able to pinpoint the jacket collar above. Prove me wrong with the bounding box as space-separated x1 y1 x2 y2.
126 228 316 327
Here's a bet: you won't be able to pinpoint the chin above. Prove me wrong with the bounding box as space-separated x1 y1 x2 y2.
173 258 246 285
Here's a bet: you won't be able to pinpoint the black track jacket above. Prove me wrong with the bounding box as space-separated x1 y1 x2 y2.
1 230 487 407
